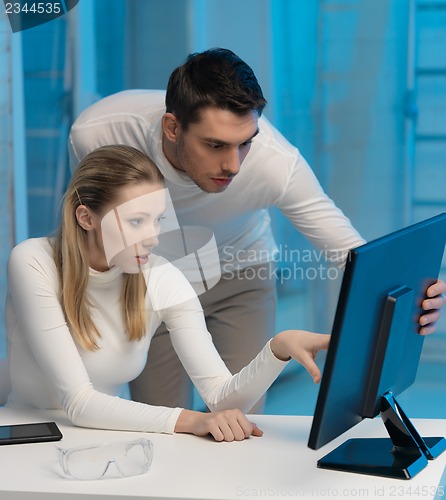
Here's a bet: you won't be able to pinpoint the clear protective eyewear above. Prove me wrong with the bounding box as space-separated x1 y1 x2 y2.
57 438 153 480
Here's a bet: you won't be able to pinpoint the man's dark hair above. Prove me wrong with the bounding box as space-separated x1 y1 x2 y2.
165 48 267 129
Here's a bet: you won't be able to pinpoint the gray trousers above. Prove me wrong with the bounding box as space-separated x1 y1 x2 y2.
129 263 277 414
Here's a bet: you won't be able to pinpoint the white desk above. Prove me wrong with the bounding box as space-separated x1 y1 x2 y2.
0 408 445 500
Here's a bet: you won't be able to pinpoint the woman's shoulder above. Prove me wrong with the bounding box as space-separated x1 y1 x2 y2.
9 237 54 266
11 236 52 253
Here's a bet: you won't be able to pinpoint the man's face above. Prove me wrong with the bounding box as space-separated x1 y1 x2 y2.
168 107 259 193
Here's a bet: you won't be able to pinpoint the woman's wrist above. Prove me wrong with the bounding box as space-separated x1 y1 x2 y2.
270 332 292 361
174 409 196 434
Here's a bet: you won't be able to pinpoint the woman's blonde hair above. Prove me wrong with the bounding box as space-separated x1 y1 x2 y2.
52 145 164 351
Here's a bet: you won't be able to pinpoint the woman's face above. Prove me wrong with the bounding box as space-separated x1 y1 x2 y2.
87 182 166 274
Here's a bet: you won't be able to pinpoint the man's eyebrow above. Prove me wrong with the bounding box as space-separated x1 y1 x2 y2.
202 128 260 146
248 129 260 141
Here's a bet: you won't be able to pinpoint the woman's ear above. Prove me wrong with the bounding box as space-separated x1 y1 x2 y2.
75 205 95 231
162 113 180 143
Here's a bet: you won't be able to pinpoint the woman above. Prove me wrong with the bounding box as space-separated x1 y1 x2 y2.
6 145 330 442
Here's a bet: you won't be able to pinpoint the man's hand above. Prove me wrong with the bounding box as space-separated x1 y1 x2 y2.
419 279 446 335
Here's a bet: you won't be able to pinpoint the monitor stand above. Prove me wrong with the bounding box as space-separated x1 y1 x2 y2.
317 392 446 479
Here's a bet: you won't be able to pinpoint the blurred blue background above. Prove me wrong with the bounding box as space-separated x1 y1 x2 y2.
1 0 445 415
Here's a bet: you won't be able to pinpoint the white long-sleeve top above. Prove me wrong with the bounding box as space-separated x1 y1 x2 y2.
69 90 365 272
6 238 288 434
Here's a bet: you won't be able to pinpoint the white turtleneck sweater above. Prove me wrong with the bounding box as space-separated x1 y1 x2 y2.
6 238 288 434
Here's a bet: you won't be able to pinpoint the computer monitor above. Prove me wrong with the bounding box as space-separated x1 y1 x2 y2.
307 212 446 479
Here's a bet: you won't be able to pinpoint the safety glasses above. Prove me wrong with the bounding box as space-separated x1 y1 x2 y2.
57 438 153 480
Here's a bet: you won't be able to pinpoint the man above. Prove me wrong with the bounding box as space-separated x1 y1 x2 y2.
69 48 445 412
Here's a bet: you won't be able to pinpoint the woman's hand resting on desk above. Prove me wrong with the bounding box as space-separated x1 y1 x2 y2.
175 408 263 442
270 330 330 383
